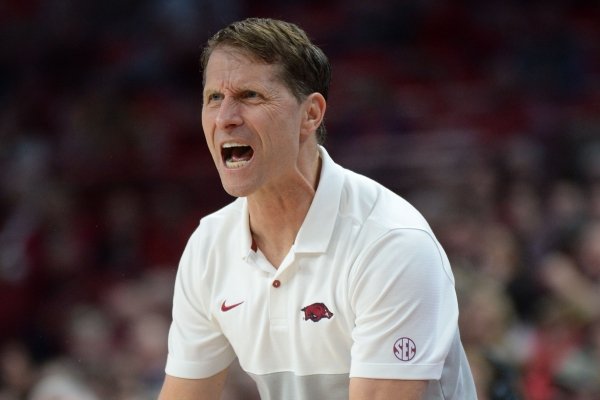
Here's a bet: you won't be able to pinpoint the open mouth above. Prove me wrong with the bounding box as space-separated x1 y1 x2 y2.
221 142 254 169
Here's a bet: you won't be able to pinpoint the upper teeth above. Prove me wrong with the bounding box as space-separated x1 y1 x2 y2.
223 142 246 148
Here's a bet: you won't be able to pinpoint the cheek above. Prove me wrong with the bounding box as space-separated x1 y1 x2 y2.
201 113 220 161
201 111 214 141
201 109 210 132
267 107 302 140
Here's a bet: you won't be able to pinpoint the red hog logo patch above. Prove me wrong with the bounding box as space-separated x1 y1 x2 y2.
301 302 334 322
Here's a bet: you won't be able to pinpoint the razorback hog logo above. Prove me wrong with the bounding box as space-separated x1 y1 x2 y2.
301 302 334 322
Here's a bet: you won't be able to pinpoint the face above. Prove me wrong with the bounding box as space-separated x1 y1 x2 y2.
202 47 310 198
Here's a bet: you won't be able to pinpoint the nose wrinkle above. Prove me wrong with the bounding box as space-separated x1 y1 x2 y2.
216 97 242 129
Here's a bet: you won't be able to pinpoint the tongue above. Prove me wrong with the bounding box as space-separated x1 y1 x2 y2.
231 147 252 162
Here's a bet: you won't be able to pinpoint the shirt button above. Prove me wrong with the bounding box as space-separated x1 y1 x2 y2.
272 280 281 288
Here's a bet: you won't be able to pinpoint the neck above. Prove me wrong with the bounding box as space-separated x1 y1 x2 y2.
247 149 321 267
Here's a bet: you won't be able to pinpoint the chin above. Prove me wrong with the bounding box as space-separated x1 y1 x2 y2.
220 180 253 198
217 164 260 198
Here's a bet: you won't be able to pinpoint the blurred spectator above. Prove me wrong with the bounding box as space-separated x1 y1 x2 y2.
28 361 99 400
0 341 36 399
458 276 524 400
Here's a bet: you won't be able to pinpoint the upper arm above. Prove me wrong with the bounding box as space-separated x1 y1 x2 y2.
166 232 236 379
350 377 427 400
349 229 458 380
158 370 228 400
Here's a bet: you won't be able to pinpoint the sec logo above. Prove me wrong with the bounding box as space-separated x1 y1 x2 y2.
393 337 416 361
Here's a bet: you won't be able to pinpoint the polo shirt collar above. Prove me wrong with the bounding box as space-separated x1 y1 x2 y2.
239 198 253 259
238 146 344 258
294 146 343 253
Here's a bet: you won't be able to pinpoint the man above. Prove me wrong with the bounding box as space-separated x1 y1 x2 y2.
159 17 476 400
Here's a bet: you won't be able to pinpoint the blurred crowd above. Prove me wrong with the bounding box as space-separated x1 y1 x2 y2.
1 1 599 399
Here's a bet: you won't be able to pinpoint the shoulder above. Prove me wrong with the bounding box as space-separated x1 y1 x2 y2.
335 167 455 282
180 198 245 266
338 167 431 233
190 198 244 242
199 198 245 230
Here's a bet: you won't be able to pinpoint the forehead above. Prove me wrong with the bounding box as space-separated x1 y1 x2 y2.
204 46 284 89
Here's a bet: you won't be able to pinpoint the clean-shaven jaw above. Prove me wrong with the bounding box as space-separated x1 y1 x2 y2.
222 141 254 169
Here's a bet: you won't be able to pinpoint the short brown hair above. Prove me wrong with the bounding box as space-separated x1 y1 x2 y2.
200 18 331 144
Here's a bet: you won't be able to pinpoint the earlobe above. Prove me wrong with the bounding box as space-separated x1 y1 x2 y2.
300 93 326 140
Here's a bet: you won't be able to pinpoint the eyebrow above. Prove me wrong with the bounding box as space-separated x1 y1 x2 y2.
203 88 220 96
204 84 269 97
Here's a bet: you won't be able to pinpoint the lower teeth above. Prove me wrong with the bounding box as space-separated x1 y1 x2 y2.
226 159 248 169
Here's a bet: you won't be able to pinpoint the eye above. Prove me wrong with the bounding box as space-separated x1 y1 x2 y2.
241 90 260 100
205 92 223 103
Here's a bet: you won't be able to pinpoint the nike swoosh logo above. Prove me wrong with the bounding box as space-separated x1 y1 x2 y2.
221 300 244 312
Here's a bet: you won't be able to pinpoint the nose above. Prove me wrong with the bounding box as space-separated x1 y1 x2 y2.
215 97 243 130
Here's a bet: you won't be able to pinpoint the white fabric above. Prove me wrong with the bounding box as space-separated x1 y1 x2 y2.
165 146 476 399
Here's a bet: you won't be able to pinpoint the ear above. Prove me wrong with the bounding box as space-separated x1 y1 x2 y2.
300 93 326 142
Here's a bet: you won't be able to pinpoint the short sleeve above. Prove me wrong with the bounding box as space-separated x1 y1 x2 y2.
348 228 458 380
165 232 236 378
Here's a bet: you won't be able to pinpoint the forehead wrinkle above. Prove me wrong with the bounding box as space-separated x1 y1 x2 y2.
204 47 286 94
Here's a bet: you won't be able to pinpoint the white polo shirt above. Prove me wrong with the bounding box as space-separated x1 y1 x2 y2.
165 147 476 399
